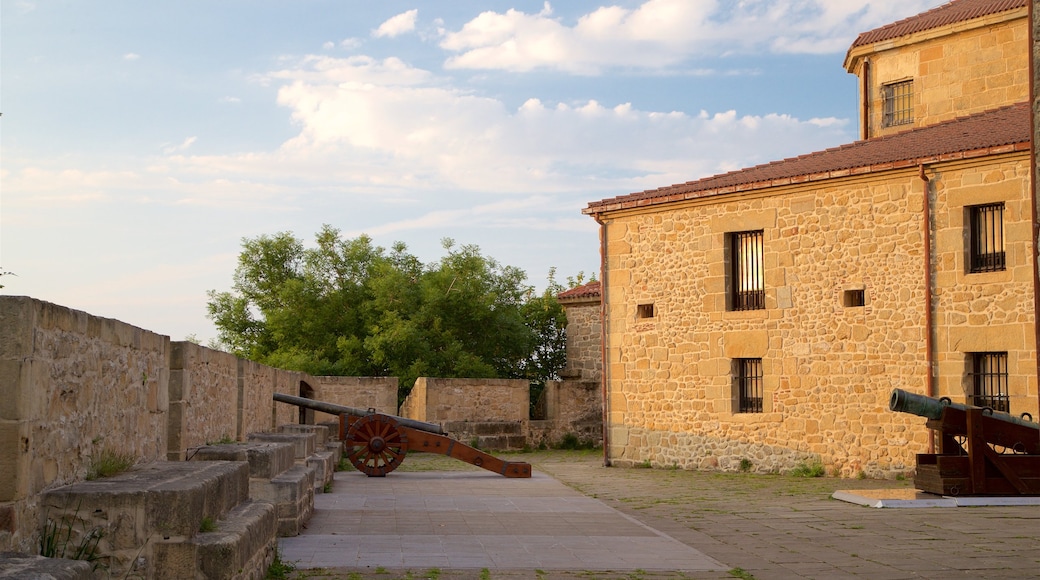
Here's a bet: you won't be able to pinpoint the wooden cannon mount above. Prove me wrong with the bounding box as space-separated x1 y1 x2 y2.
273 393 531 478
890 389 1039 496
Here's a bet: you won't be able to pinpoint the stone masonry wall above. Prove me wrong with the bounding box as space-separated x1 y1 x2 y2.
313 376 398 423
168 342 239 460
0 297 170 553
600 154 1034 478
400 378 529 424
561 301 602 381
534 380 602 447
932 157 1038 413
239 358 276 438
860 11 1027 138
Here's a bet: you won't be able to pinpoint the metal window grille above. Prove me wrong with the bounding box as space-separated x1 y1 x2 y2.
731 231 764 311
970 352 1009 413
969 203 1005 273
736 358 763 413
882 80 913 127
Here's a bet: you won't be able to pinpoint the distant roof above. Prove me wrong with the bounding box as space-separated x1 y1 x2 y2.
557 281 601 301
585 102 1030 215
850 0 1027 49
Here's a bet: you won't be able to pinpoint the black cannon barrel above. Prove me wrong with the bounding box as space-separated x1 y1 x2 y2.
889 388 1038 430
273 392 445 435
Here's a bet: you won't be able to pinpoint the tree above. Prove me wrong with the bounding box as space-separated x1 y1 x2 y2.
207 227 569 403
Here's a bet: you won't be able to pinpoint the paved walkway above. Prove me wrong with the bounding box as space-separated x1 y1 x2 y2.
279 451 1040 579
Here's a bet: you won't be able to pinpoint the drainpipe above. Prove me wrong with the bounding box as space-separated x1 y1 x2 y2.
1030 0 1040 427
920 164 935 454
862 59 871 140
594 214 610 467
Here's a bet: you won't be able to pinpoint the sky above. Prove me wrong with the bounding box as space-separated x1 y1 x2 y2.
2 0 942 343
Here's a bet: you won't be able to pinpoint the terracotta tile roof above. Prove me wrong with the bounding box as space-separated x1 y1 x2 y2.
585 102 1030 215
850 0 1026 49
557 281 601 301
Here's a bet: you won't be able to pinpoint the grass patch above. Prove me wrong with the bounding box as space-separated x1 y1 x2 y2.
265 548 296 579
39 505 105 571
199 516 217 533
323 482 333 493
739 458 753 472
729 567 756 579
86 449 136 480
479 569 491 580
635 459 652 469
788 461 825 478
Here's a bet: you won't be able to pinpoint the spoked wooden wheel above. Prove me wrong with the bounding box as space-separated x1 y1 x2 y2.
345 414 408 477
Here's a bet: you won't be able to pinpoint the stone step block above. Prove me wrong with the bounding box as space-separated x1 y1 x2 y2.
246 432 315 460
475 434 528 451
191 442 295 480
443 421 525 436
325 441 343 468
317 420 342 440
307 451 335 493
278 424 329 447
250 465 314 537
39 461 249 578
0 553 93 579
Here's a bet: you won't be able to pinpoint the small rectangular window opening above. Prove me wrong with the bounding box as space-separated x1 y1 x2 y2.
843 289 866 308
636 303 655 319
970 352 1009 413
969 203 1005 273
730 230 765 311
882 80 913 127
735 358 763 414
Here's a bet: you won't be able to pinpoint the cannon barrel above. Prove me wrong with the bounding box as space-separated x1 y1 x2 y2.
273 392 446 435
889 388 1038 430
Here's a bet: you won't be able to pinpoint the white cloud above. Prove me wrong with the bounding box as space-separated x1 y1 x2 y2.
441 0 939 74
162 136 197 154
123 52 141 61
373 9 418 38
322 41 335 50
219 96 242 104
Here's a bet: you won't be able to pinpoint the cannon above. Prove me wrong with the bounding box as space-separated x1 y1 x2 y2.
890 388 1039 496
273 393 531 478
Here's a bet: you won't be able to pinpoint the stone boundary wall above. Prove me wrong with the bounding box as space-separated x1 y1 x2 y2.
1 297 170 553
534 380 602 447
0 296 325 552
560 301 602 381
401 378 530 424
314 376 398 423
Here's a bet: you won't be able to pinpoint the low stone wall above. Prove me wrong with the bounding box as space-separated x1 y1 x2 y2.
314 376 398 423
401 377 530 424
1 297 170 553
533 380 602 447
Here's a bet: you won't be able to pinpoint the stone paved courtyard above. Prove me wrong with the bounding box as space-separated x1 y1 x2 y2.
278 450 1040 579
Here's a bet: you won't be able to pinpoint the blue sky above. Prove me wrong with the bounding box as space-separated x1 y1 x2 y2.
2 0 939 342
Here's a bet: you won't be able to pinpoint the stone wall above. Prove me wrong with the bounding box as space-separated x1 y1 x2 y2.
401 378 529 424
561 301 602 381
168 342 239 460
313 376 398 423
598 153 1034 478
531 380 602 447
849 8 1028 138
1 297 170 553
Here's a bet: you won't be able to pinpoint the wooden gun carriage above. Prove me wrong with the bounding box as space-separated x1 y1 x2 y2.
889 388 1039 496
274 393 531 478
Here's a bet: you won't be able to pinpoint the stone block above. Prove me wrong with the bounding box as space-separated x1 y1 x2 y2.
246 432 315 460
0 552 93 579
191 442 295 480
307 451 334 492
251 465 314 537
195 500 277 580
278 423 328 446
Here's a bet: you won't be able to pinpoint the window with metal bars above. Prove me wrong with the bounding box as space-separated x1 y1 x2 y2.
730 230 764 311
881 80 913 127
968 203 1005 273
970 352 1009 413
735 358 763 413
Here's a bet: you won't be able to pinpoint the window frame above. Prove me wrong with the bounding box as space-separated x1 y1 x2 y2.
881 80 913 128
968 202 1006 273
734 358 764 414
969 352 1009 413
729 230 765 311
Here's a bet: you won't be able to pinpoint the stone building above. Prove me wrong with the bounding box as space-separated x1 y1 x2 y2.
557 281 603 381
583 0 1039 477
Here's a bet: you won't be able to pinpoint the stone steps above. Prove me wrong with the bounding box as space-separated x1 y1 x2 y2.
38 461 275 579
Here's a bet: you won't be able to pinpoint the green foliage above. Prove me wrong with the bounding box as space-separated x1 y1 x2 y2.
208 226 572 401
86 449 136 480
266 548 296 579
739 458 753 472
729 567 757 579
40 505 105 571
0 267 15 290
199 516 217 533
554 433 597 450
789 461 826 478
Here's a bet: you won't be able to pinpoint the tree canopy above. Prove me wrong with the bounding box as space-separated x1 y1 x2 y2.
207 225 572 401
